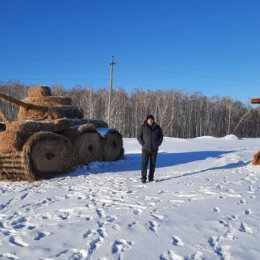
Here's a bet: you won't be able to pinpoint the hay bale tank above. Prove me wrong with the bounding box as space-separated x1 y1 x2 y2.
0 86 124 181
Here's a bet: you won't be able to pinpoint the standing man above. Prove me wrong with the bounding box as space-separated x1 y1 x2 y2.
137 115 163 183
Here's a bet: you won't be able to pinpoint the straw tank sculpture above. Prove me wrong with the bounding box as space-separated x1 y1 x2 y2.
0 86 124 181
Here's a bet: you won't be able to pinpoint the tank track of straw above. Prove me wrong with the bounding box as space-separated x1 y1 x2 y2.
0 86 124 181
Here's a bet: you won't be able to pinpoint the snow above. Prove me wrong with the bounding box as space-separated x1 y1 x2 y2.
1 136 260 260
96 128 112 137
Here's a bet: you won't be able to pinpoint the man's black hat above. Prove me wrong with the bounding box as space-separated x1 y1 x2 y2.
146 115 155 121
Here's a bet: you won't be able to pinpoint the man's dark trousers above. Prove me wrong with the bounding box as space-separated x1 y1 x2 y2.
141 150 158 181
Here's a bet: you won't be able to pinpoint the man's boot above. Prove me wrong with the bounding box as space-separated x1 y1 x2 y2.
141 169 147 183
148 168 155 182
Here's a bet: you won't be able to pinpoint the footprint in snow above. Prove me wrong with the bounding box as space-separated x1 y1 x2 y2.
0 199 14 210
1 253 19 259
20 192 29 200
106 215 117 222
238 198 247 204
239 222 253 234
11 216 27 229
190 251 204 260
151 213 164 220
219 219 228 227
127 222 136 229
84 228 107 256
112 224 121 231
9 235 29 247
133 208 143 215
83 229 94 239
172 235 184 246
111 239 133 254
97 227 107 238
56 249 88 260
213 207 220 213
0 220 5 229
33 230 52 241
160 250 183 260
244 209 252 215
88 237 104 256
96 208 106 218
226 214 238 221
59 212 70 220
208 236 232 260
148 220 159 235
248 185 254 192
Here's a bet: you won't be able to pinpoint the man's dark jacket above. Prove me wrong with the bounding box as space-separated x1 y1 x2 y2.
137 122 163 152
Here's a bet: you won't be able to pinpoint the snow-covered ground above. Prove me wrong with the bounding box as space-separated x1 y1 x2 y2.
1 135 260 260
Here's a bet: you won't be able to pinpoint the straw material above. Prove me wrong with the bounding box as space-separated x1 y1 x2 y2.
18 105 83 121
0 85 124 181
23 132 73 179
0 128 29 153
0 119 72 153
251 98 260 104
27 86 51 97
22 96 72 106
0 152 35 181
74 132 104 165
252 151 260 165
103 130 124 161
0 108 10 125
77 123 96 134
11 119 71 132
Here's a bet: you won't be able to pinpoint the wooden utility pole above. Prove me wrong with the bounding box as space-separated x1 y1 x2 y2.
108 56 116 127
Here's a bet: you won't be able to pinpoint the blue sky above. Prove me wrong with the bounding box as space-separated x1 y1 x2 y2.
0 0 259 103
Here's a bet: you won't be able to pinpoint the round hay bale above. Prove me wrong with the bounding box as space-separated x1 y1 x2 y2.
74 132 103 165
23 132 73 178
27 86 52 97
103 130 124 161
252 151 260 165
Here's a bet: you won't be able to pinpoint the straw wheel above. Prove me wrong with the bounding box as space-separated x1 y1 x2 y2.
103 131 123 161
75 132 103 165
23 132 73 178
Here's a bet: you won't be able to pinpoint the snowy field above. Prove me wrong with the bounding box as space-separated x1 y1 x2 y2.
1 135 260 260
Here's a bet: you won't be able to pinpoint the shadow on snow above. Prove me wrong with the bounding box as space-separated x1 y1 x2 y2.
67 150 250 178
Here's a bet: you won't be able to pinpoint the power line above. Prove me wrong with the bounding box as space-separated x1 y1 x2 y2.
118 62 260 86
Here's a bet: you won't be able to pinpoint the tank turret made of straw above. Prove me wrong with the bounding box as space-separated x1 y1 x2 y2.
0 86 83 121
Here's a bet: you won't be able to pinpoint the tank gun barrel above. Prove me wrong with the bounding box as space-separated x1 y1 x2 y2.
0 92 48 112
0 92 31 109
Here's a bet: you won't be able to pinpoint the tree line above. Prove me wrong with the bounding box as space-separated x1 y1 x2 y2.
0 82 260 138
